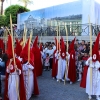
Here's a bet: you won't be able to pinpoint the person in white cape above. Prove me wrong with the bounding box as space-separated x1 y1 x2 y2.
56 51 70 82
22 62 34 100
86 56 100 100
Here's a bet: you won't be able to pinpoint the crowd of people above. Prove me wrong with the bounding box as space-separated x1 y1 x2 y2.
0 33 100 100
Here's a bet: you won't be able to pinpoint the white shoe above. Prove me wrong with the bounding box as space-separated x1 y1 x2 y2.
88 95 92 100
62 79 64 82
77 79 81 82
70 82 73 84
66 78 70 81
57 79 59 82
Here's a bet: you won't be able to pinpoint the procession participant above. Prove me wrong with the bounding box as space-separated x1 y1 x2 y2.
52 38 58 79
4 35 26 100
85 33 100 100
85 52 100 100
80 52 89 88
0 39 5 53
20 38 39 100
68 37 76 84
56 38 67 82
14 38 22 61
32 36 42 76
98 33 100 63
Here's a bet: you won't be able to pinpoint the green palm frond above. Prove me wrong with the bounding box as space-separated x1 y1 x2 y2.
19 0 33 7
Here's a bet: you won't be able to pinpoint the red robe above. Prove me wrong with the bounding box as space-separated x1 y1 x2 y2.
80 56 89 88
32 47 42 77
30 62 39 95
21 52 39 95
4 58 26 100
52 50 58 77
0 39 5 53
68 50 76 83
98 51 100 71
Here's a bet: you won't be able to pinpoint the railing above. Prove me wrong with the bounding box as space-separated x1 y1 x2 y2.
6 24 100 37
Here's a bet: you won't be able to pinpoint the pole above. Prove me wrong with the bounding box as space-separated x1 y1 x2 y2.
64 23 69 85
88 15 92 98
59 23 60 51
10 14 20 100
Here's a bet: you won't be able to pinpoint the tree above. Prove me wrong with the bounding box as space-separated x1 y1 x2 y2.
19 0 33 8
0 0 5 15
5 5 30 25
0 15 6 26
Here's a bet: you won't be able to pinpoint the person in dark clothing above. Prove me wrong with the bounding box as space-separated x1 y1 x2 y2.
0 53 8 99
81 44 89 56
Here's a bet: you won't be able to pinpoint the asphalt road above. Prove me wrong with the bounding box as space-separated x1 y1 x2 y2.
31 70 96 100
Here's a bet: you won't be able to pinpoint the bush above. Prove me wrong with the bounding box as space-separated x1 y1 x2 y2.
5 5 30 25
0 15 6 27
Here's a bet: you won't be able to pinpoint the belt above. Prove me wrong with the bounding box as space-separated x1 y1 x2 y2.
9 73 19 75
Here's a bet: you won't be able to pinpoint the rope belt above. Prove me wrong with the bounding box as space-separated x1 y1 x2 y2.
9 73 19 75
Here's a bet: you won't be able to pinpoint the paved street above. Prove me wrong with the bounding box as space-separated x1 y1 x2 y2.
31 70 96 100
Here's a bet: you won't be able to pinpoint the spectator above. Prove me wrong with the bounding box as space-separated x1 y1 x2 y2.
44 53 50 71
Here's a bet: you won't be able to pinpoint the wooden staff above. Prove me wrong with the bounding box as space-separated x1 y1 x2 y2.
64 23 68 85
57 25 58 51
58 22 61 83
28 31 33 63
10 14 16 66
10 14 20 100
59 22 60 51
27 31 33 88
88 15 92 97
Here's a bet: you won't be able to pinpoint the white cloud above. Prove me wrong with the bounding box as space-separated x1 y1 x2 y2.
4 0 78 10
29 0 78 10
95 0 100 4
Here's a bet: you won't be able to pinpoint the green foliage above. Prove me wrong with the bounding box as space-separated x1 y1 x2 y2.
5 5 30 25
0 15 6 27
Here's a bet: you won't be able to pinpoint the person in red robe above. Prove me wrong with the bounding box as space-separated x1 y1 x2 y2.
0 39 5 53
4 58 26 100
68 37 76 84
20 38 39 100
14 38 22 61
4 35 26 100
52 37 58 79
80 33 100 89
80 52 89 88
32 36 42 77
68 50 76 84
52 50 58 78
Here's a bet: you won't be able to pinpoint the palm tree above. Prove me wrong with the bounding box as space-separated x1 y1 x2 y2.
19 0 33 8
0 0 5 15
